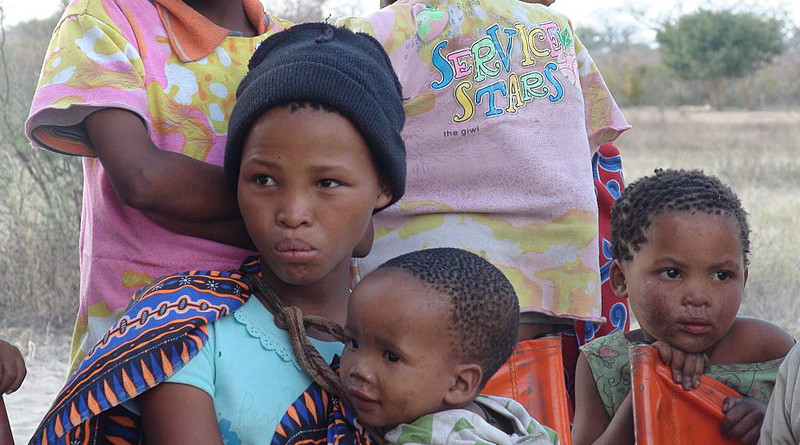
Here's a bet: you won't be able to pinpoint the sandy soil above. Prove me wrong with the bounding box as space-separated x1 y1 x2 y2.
1 330 70 444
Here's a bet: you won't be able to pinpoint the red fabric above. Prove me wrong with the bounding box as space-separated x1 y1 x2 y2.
562 142 630 417
630 344 743 445
483 336 573 445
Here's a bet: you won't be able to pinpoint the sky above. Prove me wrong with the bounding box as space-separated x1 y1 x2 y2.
1 0 798 31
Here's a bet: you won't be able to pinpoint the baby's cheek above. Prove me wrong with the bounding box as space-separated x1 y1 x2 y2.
394 387 414 412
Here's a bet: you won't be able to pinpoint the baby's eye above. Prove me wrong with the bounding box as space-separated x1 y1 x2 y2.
254 175 276 186
712 271 730 281
346 338 359 350
317 179 342 188
383 351 401 363
659 268 681 279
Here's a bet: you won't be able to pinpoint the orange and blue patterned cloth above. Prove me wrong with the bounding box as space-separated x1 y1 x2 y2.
30 257 373 445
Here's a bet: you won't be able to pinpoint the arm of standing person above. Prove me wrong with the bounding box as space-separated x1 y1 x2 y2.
145 213 254 250
572 353 635 445
85 108 253 248
0 340 26 394
139 383 224 445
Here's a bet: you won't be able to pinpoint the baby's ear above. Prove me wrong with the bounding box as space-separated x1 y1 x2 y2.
444 363 483 406
609 260 628 299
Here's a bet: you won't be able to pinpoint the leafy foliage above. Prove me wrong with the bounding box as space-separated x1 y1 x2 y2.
657 9 784 81
656 9 784 108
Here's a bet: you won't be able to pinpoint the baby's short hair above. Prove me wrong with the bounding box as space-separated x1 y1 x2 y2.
612 169 750 264
378 248 519 387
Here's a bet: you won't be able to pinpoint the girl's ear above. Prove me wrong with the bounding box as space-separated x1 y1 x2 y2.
743 266 749 287
373 181 392 210
609 259 628 299
443 363 482 406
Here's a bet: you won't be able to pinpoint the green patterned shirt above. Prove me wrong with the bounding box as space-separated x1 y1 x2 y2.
384 395 559 445
580 330 784 418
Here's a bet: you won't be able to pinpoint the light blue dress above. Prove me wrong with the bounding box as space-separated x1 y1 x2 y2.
165 297 343 445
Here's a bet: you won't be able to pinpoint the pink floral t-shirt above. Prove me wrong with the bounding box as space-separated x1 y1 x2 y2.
339 0 629 322
25 0 290 370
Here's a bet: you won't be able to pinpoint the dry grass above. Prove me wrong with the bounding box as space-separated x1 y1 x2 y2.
617 107 800 337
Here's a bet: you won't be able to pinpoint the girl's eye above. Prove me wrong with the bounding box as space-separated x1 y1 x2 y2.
254 175 276 186
347 338 359 350
659 268 681 279
383 351 401 363
712 271 730 281
318 179 342 188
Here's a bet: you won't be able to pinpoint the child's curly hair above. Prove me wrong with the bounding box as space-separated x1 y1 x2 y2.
379 247 519 388
611 169 750 264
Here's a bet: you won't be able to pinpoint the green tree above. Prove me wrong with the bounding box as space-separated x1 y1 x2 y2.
656 9 784 109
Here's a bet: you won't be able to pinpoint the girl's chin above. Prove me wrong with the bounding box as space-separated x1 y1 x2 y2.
274 271 324 287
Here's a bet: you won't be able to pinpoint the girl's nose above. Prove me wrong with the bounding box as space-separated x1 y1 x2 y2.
276 193 313 229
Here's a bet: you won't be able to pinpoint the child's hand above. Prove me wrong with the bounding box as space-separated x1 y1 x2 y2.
0 340 26 394
720 396 766 444
652 340 709 390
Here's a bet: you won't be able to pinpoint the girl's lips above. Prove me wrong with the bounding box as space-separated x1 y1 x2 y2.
273 238 317 261
275 238 314 251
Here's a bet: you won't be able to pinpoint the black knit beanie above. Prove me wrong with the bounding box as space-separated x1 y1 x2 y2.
224 23 406 210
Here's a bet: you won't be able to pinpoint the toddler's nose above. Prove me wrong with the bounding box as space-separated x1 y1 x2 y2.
347 360 374 383
682 280 711 307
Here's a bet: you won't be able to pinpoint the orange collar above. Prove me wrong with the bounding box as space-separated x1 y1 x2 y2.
154 0 268 62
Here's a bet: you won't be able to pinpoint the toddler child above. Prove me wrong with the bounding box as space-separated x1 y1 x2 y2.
30 23 405 445
573 169 795 445
340 247 559 444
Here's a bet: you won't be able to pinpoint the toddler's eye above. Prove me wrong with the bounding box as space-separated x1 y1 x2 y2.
384 351 401 362
659 268 681 279
347 338 359 350
254 175 276 186
712 271 730 281
318 179 342 188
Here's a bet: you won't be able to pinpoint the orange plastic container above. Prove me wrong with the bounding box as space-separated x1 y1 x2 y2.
483 335 572 445
629 343 743 445
0 396 13 445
